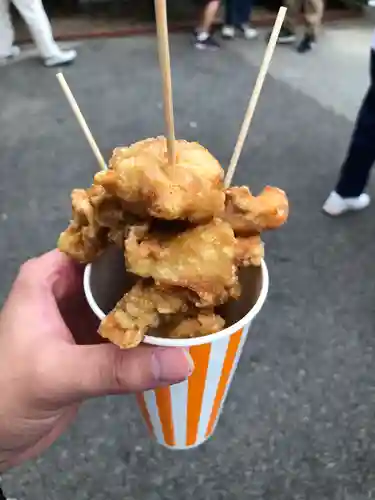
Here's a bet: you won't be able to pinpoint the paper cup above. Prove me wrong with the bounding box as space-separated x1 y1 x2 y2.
84 246 269 449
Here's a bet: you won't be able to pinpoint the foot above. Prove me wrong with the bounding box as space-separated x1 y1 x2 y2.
239 24 258 40
194 33 220 50
222 25 235 39
297 34 315 53
267 27 296 44
0 45 21 65
322 191 371 216
44 49 77 67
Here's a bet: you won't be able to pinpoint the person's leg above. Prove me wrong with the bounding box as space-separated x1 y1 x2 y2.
323 51 375 215
11 0 76 64
305 0 323 38
235 0 258 39
236 0 251 24
268 0 299 44
195 0 221 49
224 0 234 25
297 0 323 53
336 97 375 196
0 0 16 58
283 0 300 36
12 0 59 58
222 0 236 38
200 0 220 33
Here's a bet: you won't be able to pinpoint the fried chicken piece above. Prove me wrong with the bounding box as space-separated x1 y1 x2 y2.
235 234 264 267
163 311 225 339
107 225 128 249
99 280 189 348
224 186 289 236
94 137 225 223
58 222 108 263
124 219 238 307
69 187 95 225
58 185 141 262
58 187 109 262
99 279 225 346
90 185 127 228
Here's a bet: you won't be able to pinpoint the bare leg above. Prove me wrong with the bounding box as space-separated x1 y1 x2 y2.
199 0 220 34
195 0 221 48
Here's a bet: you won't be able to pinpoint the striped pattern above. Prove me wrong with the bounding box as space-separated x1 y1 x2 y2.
136 322 252 449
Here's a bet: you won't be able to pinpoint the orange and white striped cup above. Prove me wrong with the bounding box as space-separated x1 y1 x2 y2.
84 247 269 449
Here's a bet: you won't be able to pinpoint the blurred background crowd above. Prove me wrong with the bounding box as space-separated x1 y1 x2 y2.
0 0 365 67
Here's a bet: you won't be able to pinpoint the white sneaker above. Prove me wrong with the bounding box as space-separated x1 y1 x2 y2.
44 49 77 67
240 24 258 40
322 191 371 216
222 25 235 39
0 45 21 65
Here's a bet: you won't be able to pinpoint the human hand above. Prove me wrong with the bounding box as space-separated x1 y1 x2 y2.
0 250 193 471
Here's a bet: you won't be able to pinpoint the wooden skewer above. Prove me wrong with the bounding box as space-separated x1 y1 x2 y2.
56 73 107 171
224 6 287 187
154 0 176 165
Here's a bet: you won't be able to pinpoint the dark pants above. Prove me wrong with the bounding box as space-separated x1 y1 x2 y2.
224 0 253 26
336 50 375 197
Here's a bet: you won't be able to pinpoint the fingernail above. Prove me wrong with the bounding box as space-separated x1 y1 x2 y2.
151 348 194 384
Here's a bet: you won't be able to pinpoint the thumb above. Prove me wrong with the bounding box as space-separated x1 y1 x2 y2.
58 344 194 402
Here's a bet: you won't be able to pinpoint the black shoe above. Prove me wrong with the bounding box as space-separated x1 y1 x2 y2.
267 26 296 44
297 34 315 53
194 35 220 50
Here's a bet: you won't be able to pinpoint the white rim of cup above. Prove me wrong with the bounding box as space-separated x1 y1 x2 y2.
83 260 269 347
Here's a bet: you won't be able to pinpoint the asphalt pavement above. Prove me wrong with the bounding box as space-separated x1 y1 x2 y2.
1 31 375 500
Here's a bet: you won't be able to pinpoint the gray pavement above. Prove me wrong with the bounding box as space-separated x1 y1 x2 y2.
1 25 375 500
231 21 374 121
